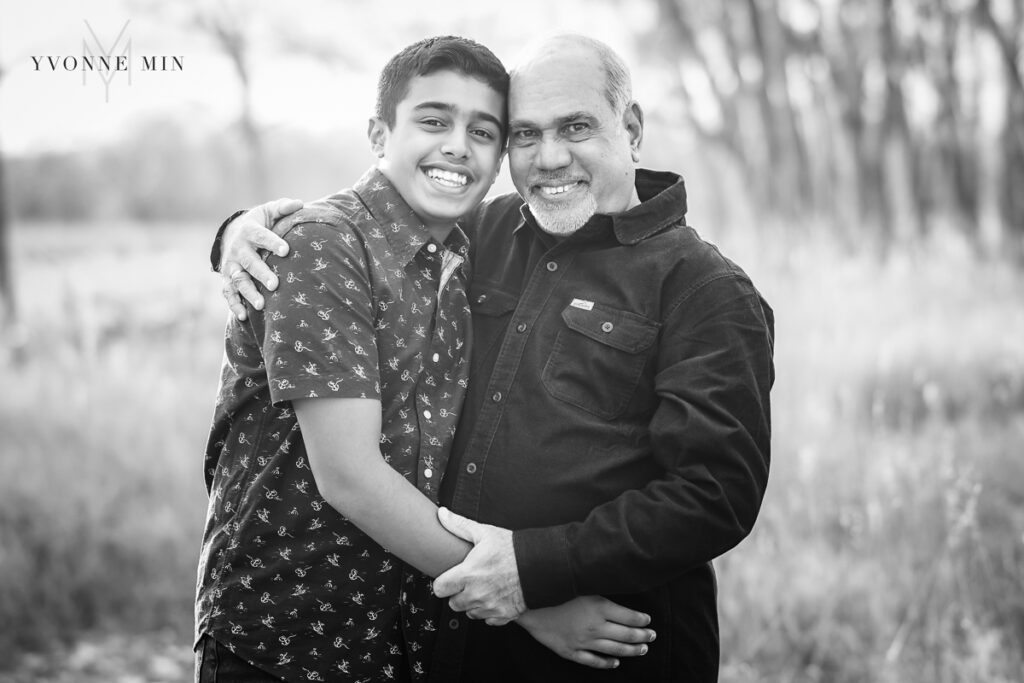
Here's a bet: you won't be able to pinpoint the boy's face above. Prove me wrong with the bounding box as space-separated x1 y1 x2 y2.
370 70 506 234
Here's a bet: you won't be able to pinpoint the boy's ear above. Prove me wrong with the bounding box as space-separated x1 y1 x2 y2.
368 117 388 158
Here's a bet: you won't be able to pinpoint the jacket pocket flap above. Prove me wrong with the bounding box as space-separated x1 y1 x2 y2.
560 305 659 353
471 286 519 317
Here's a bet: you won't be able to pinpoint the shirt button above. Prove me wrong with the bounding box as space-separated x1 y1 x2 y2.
448 618 460 630
432 353 440 363
516 323 527 333
492 392 502 402
546 261 558 272
427 243 438 253
601 321 614 333
466 463 477 474
424 468 433 479
423 410 432 420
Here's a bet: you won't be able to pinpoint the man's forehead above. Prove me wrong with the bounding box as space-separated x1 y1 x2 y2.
509 66 606 122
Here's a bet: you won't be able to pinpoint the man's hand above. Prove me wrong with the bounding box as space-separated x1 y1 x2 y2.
517 595 656 670
432 507 526 625
219 198 302 320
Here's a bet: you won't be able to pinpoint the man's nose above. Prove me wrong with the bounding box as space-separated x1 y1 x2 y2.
535 137 571 170
441 130 470 160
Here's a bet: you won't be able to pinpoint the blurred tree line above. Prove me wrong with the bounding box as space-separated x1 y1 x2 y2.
2 0 1024 326
638 0 1024 256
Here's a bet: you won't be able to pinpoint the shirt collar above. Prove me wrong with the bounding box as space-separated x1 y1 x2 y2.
514 169 687 246
352 167 468 266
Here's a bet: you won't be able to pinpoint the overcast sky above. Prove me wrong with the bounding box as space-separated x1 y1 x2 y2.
0 0 657 156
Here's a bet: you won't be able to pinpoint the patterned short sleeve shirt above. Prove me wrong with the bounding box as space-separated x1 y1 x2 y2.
196 168 471 682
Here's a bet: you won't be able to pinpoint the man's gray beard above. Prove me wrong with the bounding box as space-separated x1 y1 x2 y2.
529 192 598 236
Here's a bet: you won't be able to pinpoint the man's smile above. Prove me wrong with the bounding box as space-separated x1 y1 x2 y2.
531 179 587 200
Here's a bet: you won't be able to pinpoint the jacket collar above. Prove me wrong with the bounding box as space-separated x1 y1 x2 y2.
515 169 687 246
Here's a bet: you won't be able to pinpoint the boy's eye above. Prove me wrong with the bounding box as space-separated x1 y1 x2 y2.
471 128 496 141
421 118 446 128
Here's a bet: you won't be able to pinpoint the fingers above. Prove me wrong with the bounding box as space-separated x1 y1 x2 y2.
246 220 290 259
437 507 479 543
586 638 649 659
569 650 619 670
263 198 303 226
433 567 461 599
590 621 656 646
598 597 651 628
235 245 279 292
448 594 516 622
222 280 248 321
225 263 265 311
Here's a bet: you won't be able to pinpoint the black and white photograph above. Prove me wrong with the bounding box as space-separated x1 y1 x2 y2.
1 1 1022 681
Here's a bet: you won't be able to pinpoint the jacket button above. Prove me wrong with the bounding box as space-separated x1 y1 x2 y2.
492 392 502 402
449 618 460 630
516 323 527 333
601 321 614 333
546 261 558 272
476 294 487 304
466 463 478 474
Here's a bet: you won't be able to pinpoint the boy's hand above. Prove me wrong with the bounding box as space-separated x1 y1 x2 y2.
220 198 301 320
516 595 656 669
433 507 526 625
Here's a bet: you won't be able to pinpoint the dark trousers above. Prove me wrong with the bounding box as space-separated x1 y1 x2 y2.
195 635 283 683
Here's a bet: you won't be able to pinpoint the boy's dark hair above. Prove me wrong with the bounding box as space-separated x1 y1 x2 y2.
375 36 509 130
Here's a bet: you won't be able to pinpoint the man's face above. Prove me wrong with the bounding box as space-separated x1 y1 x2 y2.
507 50 640 236
371 70 505 234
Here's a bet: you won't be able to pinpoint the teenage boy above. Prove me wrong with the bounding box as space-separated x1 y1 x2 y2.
196 36 652 683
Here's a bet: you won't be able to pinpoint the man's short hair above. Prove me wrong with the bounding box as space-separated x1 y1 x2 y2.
375 36 509 129
511 34 633 116
586 37 632 116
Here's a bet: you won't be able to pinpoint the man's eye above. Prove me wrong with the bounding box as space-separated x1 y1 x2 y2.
471 128 495 140
510 130 536 142
565 122 589 135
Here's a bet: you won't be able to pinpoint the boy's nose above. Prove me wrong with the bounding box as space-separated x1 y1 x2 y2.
441 131 469 160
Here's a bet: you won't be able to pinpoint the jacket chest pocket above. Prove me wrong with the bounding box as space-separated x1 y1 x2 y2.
470 282 519 364
541 303 660 420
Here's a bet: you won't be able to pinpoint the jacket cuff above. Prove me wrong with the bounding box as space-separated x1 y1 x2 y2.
512 525 576 609
210 209 247 272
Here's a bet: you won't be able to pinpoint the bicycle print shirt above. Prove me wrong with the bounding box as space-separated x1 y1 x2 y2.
196 168 471 683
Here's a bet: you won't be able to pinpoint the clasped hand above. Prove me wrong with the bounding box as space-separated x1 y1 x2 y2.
432 507 526 626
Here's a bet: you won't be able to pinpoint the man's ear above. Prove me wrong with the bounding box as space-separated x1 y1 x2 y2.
624 101 644 163
367 117 388 158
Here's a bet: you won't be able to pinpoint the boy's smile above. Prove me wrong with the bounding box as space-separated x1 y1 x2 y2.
371 70 505 241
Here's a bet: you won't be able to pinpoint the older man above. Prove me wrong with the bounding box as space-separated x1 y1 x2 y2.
216 35 774 682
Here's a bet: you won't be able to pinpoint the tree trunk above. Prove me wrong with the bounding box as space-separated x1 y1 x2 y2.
0 131 13 331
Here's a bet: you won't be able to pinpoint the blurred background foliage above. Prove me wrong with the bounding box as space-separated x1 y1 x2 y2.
0 0 1022 681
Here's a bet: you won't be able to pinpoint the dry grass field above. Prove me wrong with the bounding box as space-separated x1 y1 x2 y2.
1 220 1021 682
